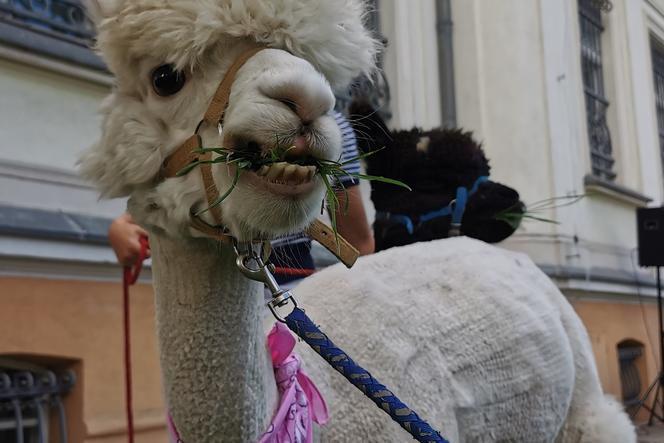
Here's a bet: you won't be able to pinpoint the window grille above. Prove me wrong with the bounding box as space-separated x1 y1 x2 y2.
0 361 76 443
578 0 616 181
651 40 664 184
617 342 644 407
0 0 94 46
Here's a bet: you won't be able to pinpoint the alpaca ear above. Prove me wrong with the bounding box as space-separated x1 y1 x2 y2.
84 0 122 24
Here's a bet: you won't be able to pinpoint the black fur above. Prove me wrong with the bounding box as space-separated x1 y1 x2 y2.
348 100 525 252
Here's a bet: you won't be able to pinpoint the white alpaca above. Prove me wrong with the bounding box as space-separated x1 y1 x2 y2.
80 1 636 442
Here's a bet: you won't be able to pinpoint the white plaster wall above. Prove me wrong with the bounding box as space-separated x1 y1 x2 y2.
441 0 664 270
0 57 109 171
627 0 664 201
0 56 126 218
451 0 556 238
380 0 442 130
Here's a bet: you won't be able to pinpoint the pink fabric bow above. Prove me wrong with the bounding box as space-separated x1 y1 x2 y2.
167 323 328 443
258 322 329 443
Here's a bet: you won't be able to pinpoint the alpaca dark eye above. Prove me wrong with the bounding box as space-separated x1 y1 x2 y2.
151 64 186 97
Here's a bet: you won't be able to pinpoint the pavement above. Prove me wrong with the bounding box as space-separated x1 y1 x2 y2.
637 423 664 442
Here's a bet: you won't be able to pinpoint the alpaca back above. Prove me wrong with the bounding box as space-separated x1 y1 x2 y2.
293 237 578 442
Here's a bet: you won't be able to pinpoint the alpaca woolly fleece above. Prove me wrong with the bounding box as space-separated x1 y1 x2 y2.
88 0 379 90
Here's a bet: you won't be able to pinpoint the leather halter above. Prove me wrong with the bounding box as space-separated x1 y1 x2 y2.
161 46 266 243
159 46 359 267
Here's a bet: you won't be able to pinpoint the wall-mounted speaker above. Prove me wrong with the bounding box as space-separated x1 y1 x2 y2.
637 207 664 267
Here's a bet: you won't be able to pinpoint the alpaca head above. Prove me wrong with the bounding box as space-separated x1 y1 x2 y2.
80 0 378 240
349 99 525 251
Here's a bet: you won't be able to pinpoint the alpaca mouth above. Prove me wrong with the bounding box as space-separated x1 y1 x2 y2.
232 135 321 196
244 162 318 196
256 162 317 185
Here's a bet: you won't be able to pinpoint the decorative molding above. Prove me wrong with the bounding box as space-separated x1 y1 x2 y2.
540 263 657 288
0 255 151 283
0 18 104 69
0 42 113 87
584 174 653 206
0 159 92 189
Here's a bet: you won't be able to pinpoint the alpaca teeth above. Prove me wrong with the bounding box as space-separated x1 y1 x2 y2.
293 165 309 182
257 162 317 184
267 162 287 180
283 164 298 180
257 166 269 177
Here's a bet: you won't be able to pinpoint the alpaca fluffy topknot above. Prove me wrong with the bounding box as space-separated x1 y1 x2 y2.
88 0 379 90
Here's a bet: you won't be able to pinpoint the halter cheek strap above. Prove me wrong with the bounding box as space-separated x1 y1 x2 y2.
160 46 268 242
159 46 359 267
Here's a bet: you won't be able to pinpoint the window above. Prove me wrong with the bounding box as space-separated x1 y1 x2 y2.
0 359 76 443
578 0 616 181
617 340 645 410
651 39 664 183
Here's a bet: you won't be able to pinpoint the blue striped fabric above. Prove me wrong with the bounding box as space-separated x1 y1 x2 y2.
270 111 361 265
336 112 361 186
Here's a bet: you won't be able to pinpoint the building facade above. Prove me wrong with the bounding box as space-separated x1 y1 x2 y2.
2 0 664 441
376 0 664 417
0 1 163 441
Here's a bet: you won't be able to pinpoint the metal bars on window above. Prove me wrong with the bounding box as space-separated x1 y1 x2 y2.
651 40 664 184
0 364 75 443
618 345 643 407
578 0 616 181
0 0 94 46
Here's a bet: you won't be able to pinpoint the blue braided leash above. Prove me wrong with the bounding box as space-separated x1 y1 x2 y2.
285 307 449 443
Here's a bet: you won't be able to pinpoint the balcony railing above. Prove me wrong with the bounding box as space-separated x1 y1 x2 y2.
0 0 94 46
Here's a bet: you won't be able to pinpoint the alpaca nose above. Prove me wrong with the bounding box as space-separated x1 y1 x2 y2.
261 73 335 125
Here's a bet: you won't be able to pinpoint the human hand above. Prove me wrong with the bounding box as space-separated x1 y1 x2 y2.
108 213 150 266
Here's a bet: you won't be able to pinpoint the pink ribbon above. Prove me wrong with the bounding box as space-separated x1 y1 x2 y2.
168 323 328 443
258 322 329 443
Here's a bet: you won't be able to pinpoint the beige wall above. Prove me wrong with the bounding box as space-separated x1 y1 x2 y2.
2 275 660 439
572 298 661 422
0 277 167 443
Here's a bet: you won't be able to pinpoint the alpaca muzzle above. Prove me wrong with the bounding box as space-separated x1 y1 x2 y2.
159 46 359 266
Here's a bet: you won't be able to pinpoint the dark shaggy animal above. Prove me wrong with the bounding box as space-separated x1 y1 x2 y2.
349 100 525 252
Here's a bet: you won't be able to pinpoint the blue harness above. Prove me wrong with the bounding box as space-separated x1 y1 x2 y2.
375 176 489 235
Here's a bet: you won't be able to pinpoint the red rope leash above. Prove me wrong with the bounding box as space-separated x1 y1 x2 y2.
272 266 316 277
122 235 150 443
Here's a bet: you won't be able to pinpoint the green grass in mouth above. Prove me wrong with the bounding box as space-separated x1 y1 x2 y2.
177 144 411 242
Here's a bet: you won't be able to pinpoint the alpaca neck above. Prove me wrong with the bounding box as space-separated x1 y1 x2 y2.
150 234 277 443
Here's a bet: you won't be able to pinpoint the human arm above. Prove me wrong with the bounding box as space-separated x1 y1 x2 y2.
332 111 375 256
108 213 151 266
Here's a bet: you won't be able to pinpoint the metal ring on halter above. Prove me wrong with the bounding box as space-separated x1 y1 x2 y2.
194 119 224 137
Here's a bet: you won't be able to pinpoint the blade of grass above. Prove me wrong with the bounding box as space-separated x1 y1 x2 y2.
195 167 241 216
347 173 412 191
